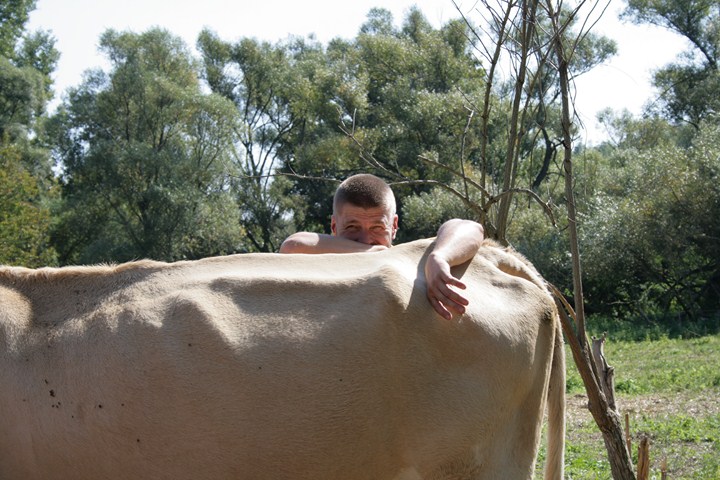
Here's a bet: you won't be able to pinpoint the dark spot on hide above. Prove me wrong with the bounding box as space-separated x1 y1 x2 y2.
49 389 55 397
98 404 103 409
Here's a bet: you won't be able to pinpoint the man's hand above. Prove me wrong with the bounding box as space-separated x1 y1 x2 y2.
425 219 484 320
425 251 469 320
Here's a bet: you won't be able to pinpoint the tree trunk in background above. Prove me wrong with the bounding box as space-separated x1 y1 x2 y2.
547 0 638 478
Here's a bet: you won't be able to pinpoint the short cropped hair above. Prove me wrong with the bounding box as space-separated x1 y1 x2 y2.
333 174 396 215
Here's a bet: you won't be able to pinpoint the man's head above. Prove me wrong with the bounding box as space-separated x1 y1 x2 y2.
331 174 398 247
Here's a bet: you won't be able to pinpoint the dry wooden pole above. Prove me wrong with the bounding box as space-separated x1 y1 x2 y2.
625 412 632 454
592 334 616 410
637 436 650 480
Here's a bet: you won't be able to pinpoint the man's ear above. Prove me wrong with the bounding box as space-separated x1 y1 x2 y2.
391 214 399 240
331 215 337 235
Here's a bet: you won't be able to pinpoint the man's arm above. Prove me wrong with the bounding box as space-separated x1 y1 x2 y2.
425 219 485 320
279 232 388 254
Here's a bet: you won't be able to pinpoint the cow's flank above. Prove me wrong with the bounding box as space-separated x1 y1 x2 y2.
0 238 564 480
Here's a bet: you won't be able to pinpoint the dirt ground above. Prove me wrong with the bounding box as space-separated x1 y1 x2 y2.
567 391 720 424
566 391 719 478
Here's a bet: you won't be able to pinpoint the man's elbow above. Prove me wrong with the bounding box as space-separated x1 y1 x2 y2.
279 236 300 253
442 218 484 239
468 220 485 243
279 232 317 254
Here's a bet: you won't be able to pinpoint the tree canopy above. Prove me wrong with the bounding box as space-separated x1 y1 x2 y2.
2 2 718 328
49 28 244 263
0 0 58 266
624 0 720 127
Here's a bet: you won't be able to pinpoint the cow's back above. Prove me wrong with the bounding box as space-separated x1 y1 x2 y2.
0 239 562 480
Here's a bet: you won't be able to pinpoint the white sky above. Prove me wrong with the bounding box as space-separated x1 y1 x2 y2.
28 0 688 144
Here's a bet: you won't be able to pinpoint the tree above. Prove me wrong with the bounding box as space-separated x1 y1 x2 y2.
451 0 616 241
0 0 36 58
623 0 720 127
582 118 720 321
544 0 637 476
0 143 57 266
50 28 243 263
284 8 490 241
197 30 318 252
0 0 59 267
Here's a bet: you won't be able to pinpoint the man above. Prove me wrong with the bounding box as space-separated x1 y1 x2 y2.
280 174 484 320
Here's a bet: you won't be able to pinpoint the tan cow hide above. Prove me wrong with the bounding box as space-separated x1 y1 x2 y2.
0 238 565 480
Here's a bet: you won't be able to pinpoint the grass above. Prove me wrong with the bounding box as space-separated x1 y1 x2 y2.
536 333 720 479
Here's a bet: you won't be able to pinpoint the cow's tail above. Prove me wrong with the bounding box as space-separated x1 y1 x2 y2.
544 313 566 480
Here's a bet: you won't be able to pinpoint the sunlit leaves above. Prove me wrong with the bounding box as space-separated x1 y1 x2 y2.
581 121 720 319
52 28 243 263
0 143 57 266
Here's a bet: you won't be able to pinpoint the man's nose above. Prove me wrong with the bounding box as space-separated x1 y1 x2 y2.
358 229 373 245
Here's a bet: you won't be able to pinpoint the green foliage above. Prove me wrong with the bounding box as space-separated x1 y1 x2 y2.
282 8 490 233
653 62 720 127
1 3 714 323
0 143 57 266
508 203 570 284
360 8 395 36
0 24 57 140
198 31 335 251
580 120 720 321
0 0 59 267
0 0 36 58
0 55 44 138
623 0 720 126
51 28 244 263
0 1 57 131
400 178 483 242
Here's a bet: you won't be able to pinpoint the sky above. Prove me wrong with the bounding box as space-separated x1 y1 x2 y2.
28 0 689 144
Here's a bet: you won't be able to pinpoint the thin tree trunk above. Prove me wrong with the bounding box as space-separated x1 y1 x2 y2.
546 0 637 477
497 0 539 240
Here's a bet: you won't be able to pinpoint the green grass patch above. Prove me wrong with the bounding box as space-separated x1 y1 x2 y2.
536 333 720 479
565 335 720 395
586 314 720 342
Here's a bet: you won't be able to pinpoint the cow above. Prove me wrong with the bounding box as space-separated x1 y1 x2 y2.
0 238 565 479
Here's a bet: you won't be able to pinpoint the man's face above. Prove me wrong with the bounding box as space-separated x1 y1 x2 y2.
331 202 398 247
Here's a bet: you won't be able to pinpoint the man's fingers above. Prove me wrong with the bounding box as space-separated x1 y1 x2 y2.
429 280 470 320
437 280 469 307
430 296 466 320
445 276 467 291
424 258 471 320
429 296 453 320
